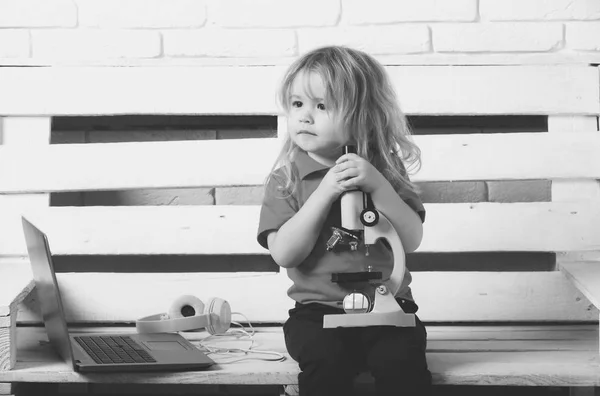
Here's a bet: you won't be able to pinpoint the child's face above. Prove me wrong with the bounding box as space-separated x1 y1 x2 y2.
286 71 348 165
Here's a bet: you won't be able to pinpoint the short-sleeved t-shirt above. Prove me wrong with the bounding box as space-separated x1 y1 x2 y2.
257 150 425 309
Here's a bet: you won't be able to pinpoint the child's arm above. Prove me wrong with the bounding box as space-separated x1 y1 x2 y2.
267 167 346 269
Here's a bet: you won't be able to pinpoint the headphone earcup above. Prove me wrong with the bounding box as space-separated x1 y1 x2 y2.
205 297 231 335
168 295 205 330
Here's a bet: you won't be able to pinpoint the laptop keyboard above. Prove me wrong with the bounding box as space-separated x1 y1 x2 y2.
74 335 156 364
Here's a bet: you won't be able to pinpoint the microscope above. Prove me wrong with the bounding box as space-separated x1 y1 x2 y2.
323 145 416 328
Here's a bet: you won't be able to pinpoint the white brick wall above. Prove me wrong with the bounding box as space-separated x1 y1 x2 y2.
567 22 600 50
0 0 76 28
211 0 340 28
164 28 296 57
299 25 430 55
0 30 29 57
0 0 598 64
342 0 477 23
433 23 564 52
77 0 207 28
32 30 162 59
480 0 600 21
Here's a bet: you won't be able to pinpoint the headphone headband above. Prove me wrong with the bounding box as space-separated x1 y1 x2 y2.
136 312 214 334
135 296 231 335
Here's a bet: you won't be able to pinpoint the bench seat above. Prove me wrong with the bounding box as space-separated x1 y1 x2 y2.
1 324 599 388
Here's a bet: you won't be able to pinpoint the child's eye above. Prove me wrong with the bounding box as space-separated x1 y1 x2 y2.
317 103 326 110
291 101 302 108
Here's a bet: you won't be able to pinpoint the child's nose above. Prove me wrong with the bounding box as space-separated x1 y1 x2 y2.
300 108 313 123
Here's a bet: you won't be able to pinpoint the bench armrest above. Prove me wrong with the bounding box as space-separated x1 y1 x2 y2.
559 260 600 310
0 261 35 371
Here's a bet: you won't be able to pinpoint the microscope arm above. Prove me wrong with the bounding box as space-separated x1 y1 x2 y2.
362 210 406 297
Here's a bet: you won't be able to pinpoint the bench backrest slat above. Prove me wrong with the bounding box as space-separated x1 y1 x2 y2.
1 132 599 193
2 202 598 256
17 271 595 324
0 66 598 116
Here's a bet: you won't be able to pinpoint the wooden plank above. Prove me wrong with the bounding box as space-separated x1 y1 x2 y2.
549 116 600 202
570 388 596 396
388 65 600 116
2 325 600 386
420 202 600 253
0 262 31 372
0 66 284 116
2 132 600 193
0 66 597 116
559 261 600 309
0 306 17 371
424 325 598 341
0 117 52 267
0 138 279 193
0 118 51 146
2 202 598 256
0 382 15 395
87 383 234 395
17 271 596 324
277 116 287 143
415 131 600 182
3 52 600 67
0 194 50 259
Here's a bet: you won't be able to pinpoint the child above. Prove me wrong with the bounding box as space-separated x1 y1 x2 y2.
257 46 431 396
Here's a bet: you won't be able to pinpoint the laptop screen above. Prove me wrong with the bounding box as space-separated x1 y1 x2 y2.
22 217 75 367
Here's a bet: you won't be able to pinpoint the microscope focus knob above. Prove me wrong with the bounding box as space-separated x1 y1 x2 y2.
360 208 379 227
342 292 372 314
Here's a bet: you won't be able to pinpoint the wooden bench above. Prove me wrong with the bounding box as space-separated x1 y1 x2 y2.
0 64 599 396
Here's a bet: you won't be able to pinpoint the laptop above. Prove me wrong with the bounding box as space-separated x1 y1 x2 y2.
22 216 215 372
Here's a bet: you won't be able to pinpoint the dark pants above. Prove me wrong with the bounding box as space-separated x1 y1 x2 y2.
283 299 432 396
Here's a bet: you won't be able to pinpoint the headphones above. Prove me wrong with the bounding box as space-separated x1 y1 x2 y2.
136 295 231 335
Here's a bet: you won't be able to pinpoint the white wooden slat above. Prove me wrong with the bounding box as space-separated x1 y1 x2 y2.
277 115 287 144
0 118 51 146
2 202 598 256
415 131 600 182
5 52 600 67
560 252 600 263
4 326 600 386
0 195 49 261
2 132 599 194
389 65 600 115
0 66 597 116
0 382 17 396
553 180 600 203
17 271 596 324
421 202 600 253
0 117 51 263
549 116 600 202
0 67 284 117
0 138 279 193
570 389 596 396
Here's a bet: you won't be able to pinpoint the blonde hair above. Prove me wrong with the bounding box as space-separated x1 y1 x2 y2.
268 46 421 197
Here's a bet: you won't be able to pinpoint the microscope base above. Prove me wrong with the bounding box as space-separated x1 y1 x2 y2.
323 311 416 328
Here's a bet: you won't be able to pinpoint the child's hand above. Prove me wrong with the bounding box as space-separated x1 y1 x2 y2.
318 165 349 203
335 153 385 193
